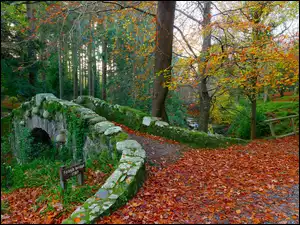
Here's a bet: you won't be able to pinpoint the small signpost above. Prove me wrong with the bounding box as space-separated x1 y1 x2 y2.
59 161 85 190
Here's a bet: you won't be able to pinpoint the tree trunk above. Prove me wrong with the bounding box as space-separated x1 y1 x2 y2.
79 47 83 96
151 1 176 121
250 99 257 140
58 38 63 99
26 3 36 86
294 82 299 95
198 78 211 132
92 41 96 97
88 16 93 96
78 20 83 96
63 38 69 81
72 32 78 99
279 88 284 97
197 1 212 133
85 45 88 94
102 30 108 101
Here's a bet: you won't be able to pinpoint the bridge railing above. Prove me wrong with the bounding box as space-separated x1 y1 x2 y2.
264 114 299 138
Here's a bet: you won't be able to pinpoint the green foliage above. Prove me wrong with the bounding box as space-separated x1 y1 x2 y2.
257 100 299 116
257 99 299 136
228 102 270 139
87 148 121 174
1 199 10 214
1 134 15 189
16 127 56 163
166 91 188 127
2 142 119 213
211 92 238 125
17 126 34 164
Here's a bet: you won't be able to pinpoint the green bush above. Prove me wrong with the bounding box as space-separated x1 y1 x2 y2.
1 135 15 189
17 127 57 163
228 103 270 139
87 148 121 174
166 91 188 127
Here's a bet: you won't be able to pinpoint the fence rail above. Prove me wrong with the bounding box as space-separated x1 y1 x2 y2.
264 114 299 138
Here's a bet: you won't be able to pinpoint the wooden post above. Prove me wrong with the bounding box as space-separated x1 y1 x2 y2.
269 122 276 137
59 166 67 190
291 118 296 135
77 160 84 185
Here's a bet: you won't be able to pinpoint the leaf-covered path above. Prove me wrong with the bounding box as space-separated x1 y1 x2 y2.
97 133 299 224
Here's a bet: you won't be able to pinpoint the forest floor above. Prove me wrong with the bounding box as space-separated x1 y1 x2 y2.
1 122 299 224
98 123 299 224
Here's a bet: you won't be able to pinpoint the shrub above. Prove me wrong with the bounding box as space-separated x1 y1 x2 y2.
1 135 15 189
166 91 188 127
228 102 270 139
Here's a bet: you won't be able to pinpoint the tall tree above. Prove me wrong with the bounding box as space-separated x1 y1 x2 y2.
88 15 93 96
197 1 212 133
72 29 78 99
102 17 108 100
26 2 36 86
151 1 176 121
58 37 63 99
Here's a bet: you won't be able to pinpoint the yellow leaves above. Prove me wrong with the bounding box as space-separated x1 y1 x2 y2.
236 209 242 214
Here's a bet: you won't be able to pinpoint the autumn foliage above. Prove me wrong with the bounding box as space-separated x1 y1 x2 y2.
97 135 299 224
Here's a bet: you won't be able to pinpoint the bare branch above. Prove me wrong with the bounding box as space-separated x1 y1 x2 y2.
174 25 198 58
175 8 202 25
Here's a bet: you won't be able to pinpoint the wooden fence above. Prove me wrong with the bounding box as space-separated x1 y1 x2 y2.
265 114 299 138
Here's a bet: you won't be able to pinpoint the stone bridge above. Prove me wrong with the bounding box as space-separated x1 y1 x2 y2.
5 93 146 224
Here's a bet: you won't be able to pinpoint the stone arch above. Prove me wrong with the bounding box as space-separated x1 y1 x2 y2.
30 127 52 147
8 93 146 224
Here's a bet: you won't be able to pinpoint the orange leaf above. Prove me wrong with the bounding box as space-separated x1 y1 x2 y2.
74 217 81 223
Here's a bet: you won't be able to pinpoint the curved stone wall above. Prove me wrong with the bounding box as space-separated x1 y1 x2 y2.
8 93 146 224
74 96 248 149
62 139 146 224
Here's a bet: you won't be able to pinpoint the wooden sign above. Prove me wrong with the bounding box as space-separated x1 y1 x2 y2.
59 161 85 190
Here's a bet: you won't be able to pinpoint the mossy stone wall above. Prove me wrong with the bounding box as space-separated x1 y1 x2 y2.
9 93 147 224
74 96 248 148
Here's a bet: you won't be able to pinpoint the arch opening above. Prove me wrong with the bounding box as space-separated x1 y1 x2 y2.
29 128 55 160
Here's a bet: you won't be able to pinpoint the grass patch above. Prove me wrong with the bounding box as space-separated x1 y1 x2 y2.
1 148 121 215
257 98 299 137
1 199 10 214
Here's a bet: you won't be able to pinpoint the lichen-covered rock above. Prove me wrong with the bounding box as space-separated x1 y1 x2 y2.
32 107 39 114
120 155 144 164
118 163 131 171
127 167 139 176
95 188 109 199
43 110 50 119
142 116 159 126
133 148 146 158
55 113 64 121
155 120 169 127
88 116 107 125
104 126 122 136
24 110 31 118
75 96 85 104
35 93 57 106
116 140 142 151
56 130 67 143
108 194 119 200
104 169 123 185
94 121 115 134
82 114 97 120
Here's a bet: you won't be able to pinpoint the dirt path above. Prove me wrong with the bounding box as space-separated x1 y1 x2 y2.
96 134 299 224
128 132 188 166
